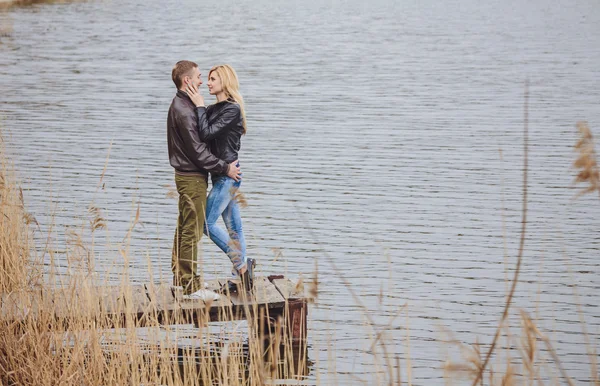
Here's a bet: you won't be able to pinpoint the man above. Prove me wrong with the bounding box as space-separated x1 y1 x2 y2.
167 60 241 300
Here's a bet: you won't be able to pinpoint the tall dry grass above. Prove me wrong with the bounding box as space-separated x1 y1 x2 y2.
442 116 600 385
0 140 308 385
0 137 40 293
1 117 599 385
573 121 600 199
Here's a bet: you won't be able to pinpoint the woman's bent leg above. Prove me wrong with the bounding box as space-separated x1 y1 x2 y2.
204 177 246 271
223 198 254 290
222 199 246 267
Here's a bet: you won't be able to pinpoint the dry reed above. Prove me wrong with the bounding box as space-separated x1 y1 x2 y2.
0 143 308 386
573 121 600 199
444 98 600 385
1 113 600 385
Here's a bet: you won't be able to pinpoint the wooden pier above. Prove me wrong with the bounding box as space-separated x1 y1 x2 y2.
1 275 308 346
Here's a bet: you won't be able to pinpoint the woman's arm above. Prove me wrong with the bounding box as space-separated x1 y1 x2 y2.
196 104 240 141
184 83 241 141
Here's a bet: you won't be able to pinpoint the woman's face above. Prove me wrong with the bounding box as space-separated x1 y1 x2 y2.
207 71 222 96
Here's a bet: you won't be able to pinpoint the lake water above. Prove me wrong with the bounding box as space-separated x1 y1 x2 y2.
1 0 600 383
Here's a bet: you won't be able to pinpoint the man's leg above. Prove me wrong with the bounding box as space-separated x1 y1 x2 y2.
172 174 208 295
172 213 182 287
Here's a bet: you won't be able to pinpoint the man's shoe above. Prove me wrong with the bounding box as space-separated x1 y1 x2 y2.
171 282 208 292
182 289 221 301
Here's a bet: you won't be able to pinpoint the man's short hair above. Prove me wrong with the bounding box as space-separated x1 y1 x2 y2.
172 60 198 89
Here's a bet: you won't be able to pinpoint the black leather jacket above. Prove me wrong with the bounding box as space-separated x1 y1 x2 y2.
196 100 243 168
167 90 230 177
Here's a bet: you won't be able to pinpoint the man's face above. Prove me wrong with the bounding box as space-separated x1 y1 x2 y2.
184 67 202 91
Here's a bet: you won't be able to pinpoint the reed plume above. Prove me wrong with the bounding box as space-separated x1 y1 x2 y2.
573 121 600 199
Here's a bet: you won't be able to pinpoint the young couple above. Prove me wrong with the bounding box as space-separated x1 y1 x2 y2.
167 60 255 301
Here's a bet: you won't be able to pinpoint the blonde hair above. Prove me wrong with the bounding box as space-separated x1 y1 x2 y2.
209 64 247 134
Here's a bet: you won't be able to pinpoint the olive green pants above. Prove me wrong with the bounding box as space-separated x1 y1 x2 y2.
172 174 208 295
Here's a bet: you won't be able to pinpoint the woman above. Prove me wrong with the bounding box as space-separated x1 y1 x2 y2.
185 64 255 292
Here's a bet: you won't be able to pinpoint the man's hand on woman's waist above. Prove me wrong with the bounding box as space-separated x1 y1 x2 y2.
227 161 242 182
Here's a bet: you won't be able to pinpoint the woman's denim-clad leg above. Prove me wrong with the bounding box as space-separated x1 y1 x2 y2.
204 176 247 272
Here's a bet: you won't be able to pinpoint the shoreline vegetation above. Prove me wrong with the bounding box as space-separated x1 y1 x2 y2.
0 93 598 384
0 136 311 384
0 0 70 9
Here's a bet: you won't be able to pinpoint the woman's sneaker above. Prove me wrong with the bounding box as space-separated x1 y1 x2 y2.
182 288 221 301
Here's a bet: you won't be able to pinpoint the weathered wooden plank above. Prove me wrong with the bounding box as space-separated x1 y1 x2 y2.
272 278 305 300
257 276 287 307
127 285 152 316
1 276 308 328
177 279 225 324
228 276 285 309
145 283 178 312
205 279 223 297
0 288 45 322
44 285 105 323
98 284 149 318
176 279 228 309
47 287 80 320
94 284 154 327
2 286 102 326
100 285 150 327
145 282 182 324
98 285 127 315
206 278 232 309
271 278 308 346
203 279 240 322
73 284 103 316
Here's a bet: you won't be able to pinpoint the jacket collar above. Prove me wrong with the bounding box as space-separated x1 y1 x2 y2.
213 97 235 106
176 90 197 107
176 89 190 100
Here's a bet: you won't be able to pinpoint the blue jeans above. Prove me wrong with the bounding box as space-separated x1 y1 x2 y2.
204 175 247 272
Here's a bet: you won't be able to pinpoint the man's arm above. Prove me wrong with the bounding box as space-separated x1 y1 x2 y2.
176 108 230 175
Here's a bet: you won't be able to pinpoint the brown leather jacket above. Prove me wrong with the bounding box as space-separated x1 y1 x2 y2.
167 90 230 177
